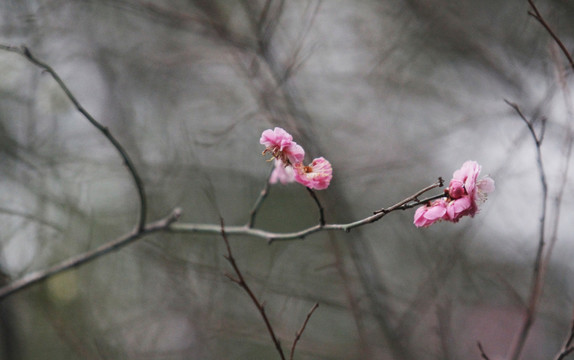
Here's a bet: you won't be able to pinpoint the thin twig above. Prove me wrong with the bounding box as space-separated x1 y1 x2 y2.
0 209 181 300
0 207 64 232
170 180 444 243
220 218 286 360
306 188 325 226
549 41 574 360
477 341 491 360
505 101 548 360
373 177 444 214
555 347 574 360
527 0 574 73
554 319 574 360
0 44 148 232
248 167 274 228
290 302 319 360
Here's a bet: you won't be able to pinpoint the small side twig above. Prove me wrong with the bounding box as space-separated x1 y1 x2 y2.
0 208 182 300
554 319 574 360
505 100 548 360
0 44 148 232
220 218 286 360
248 167 274 228
170 179 445 243
373 177 444 214
306 188 325 226
477 341 491 360
527 0 574 73
290 302 319 360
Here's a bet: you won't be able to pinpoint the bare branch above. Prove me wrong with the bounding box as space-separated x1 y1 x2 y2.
527 0 574 73
290 303 319 360
0 209 181 300
220 218 286 360
554 319 574 360
477 341 491 360
548 40 574 360
170 180 444 243
373 177 444 214
306 188 325 226
248 167 274 228
0 44 148 232
505 100 548 360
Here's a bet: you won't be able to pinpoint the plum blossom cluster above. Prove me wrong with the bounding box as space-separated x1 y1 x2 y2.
414 161 495 227
260 127 333 190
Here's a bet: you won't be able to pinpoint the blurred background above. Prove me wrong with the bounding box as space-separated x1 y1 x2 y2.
0 0 574 359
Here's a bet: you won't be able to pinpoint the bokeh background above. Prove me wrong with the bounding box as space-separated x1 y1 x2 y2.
1 0 574 359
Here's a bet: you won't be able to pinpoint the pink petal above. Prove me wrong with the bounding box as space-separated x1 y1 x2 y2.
286 142 305 164
269 159 295 184
294 157 333 190
477 177 495 194
259 127 293 150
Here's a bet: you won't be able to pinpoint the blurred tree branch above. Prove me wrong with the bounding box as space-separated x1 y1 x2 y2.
0 208 181 300
221 218 319 360
170 178 444 243
504 100 548 360
0 44 148 232
528 0 574 73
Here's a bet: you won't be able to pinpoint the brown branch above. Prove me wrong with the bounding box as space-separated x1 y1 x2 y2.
0 44 148 232
373 177 444 214
549 40 574 360
0 209 181 300
248 167 274 228
527 0 574 73
170 179 445 243
290 302 319 360
554 319 574 360
477 341 491 360
220 218 286 360
306 188 325 226
505 100 548 360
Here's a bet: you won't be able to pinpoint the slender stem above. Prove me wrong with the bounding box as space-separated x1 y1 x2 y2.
248 167 274 228
170 180 444 243
505 101 548 360
290 303 319 360
527 0 574 73
306 188 325 226
373 177 444 214
221 219 286 360
554 319 574 360
477 342 491 360
0 209 181 300
0 44 148 232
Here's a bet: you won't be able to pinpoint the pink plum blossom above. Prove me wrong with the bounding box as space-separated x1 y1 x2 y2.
414 199 448 227
260 127 305 165
414 160 494 227
260 127 333 190
294 157 333 190
269 159 295 185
